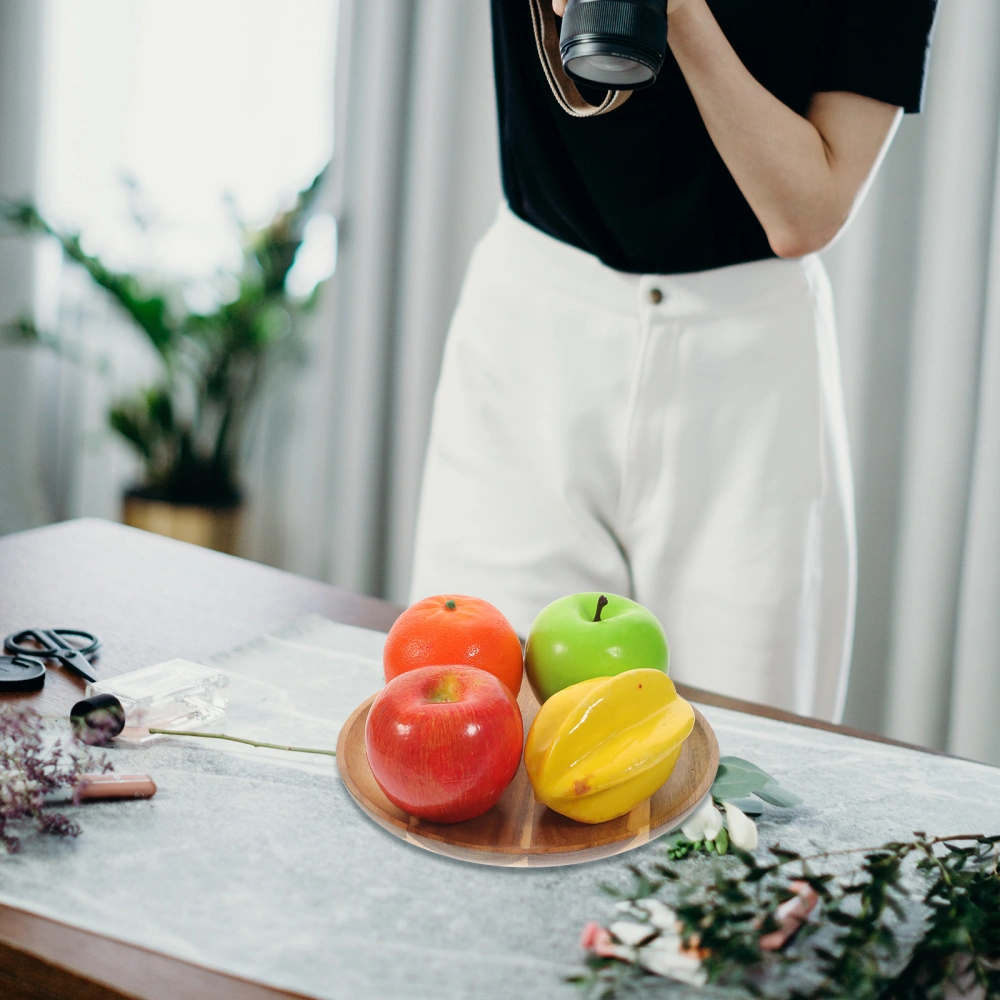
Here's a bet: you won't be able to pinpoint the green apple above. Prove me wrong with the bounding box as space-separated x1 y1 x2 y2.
525 593 669 703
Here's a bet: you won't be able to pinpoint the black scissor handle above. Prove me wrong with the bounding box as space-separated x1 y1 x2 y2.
4 628 101 660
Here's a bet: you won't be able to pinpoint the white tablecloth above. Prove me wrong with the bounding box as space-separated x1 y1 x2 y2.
0 615 997 999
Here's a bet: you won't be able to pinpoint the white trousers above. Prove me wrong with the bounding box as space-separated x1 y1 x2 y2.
410 206 856 722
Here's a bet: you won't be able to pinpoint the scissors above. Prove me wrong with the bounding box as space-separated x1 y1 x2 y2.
3 628 101 683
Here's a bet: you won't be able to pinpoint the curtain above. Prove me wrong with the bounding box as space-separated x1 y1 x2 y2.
0 0 48 534
824 0 1000 761
5 0 1000 764
267 0 501 597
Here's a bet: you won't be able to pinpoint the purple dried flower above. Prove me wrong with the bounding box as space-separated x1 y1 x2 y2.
0 705 112 853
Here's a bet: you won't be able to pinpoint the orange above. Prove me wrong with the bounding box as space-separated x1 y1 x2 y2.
383 595 523 697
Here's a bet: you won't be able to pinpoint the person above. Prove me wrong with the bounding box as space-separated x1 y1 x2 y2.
409 0 939 722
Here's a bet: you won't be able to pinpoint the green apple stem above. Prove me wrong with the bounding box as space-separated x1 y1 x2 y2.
148 728 336 757
593 595 609 623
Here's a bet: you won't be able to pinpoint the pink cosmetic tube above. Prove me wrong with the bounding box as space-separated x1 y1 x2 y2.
76 773 157 801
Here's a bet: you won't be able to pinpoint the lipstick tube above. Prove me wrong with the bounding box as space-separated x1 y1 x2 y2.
43 774 158 803
79 773 157 800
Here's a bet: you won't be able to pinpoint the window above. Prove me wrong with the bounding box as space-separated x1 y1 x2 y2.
35 0 338 518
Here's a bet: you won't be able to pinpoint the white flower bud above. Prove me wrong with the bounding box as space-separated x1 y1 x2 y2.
722 800 759 850
680 796 724 842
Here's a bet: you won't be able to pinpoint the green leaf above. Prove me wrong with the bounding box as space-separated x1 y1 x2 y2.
626 864 655 899
769 846 801 861
1 316 41 344
753 781 803 808
712 761 771 801
719 756 776 782
716 825 730 856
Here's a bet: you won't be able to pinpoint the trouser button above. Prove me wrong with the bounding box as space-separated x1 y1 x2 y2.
648 287 664 305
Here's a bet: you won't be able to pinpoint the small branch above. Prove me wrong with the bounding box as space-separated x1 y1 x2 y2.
785 835 987 867
148 729 335 757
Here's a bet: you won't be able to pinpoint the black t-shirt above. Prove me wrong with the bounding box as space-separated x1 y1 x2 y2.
492 0 939 275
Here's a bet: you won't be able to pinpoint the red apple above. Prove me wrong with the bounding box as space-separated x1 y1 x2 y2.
364 664 523 823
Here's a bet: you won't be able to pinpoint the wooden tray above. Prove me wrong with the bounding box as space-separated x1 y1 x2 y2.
337 682 719 867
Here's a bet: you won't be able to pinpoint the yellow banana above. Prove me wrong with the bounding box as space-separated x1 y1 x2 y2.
524 669 695 824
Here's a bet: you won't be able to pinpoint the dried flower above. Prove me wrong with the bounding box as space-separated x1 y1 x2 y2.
758 879 819 951
581 900 708 988
0 706 112 853
580 921 633 960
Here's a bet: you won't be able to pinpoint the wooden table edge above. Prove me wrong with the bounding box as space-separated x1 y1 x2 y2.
0 901 316 1000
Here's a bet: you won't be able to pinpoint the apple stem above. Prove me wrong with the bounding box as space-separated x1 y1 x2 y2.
148 729 336 757
594 595 609 623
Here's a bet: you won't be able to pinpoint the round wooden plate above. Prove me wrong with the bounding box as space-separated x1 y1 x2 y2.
336 682 719 867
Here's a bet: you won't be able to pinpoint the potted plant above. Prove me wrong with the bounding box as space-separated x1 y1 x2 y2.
0 168 329 553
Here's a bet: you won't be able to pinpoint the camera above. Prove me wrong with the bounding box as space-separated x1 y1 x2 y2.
559 0 668 90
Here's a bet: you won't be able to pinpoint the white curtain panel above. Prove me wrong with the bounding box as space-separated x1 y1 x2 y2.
291 0 501 599
245 0 500 594
383 0 503 601
0 0 48 534
864 0 1000 760
242 0 415 585
825 0 1000 759
951 149 1000 765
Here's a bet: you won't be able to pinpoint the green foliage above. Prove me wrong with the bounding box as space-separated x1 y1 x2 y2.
712 757 802 808
568 955 648 1000
573 833 1000 999
0 168 329 504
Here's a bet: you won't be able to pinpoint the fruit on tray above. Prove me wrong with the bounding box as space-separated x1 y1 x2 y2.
365 664 523 823
525 593 668 703
383 594 523 697
524 668 694 824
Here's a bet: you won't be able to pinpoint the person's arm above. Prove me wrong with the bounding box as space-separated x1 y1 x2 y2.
553 0 903 258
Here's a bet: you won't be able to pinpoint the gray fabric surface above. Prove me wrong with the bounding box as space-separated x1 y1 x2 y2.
1 615 998 1000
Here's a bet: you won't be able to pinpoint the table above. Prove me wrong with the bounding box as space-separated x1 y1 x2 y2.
0 519 945 1000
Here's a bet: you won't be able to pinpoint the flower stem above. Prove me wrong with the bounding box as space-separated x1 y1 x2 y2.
791 834 986 866
148 729 335 757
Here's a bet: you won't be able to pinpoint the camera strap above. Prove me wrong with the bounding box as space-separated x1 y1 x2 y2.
528 0 632 118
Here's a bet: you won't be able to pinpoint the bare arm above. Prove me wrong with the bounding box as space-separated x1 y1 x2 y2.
553 0 902 258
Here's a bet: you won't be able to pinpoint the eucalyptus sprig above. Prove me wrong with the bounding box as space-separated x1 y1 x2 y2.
574 833 1000 999
666 757 802 861
711 756 803 810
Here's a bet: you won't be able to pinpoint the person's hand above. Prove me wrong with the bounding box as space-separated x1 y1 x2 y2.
552 0 692 14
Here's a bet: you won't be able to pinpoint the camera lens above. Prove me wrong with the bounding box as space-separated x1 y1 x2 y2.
560 0 667 90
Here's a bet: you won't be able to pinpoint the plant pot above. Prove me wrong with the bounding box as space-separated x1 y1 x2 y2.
122 490 244 556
